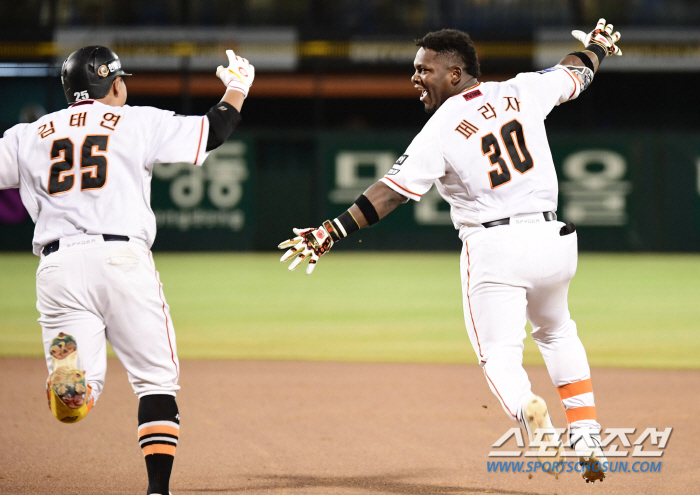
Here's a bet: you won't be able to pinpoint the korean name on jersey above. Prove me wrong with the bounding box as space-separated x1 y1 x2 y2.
0 101 210 255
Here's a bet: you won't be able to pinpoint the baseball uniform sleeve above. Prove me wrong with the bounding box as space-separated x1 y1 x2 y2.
379 119 445 201
512 66 582 118
0 127 20 190
140 107 211 166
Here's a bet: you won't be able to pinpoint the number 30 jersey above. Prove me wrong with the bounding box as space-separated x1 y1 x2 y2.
0 100 210 255
380 66 583 239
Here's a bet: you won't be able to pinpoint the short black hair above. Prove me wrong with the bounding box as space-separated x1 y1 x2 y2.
415 29 481 78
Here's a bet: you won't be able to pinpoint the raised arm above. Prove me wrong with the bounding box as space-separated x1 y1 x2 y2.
204 50 255 152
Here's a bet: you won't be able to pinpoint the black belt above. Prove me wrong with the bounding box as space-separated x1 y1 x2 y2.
482 211 556 228
42 234 129 257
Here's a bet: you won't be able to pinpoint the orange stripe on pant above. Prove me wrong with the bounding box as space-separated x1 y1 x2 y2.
138 425 180 438
557 378 593 400
564 406 597 423
142 444 177 456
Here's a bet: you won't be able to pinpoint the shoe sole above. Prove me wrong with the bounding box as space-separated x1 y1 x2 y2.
523 396 563 477
579 454 606 483
48 333 88 409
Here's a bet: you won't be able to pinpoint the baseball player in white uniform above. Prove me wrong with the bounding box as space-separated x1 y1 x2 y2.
280 20 621 483
0 46 254 494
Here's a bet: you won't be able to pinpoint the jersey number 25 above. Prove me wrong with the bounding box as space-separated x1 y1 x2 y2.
48 135 109 195
481 119 533 189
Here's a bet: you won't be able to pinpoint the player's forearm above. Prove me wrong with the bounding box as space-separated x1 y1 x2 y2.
558 52 599 73
278 181 407 274
348 181 407 228
323 181 406 243
221 89 244 112
205 101 242 152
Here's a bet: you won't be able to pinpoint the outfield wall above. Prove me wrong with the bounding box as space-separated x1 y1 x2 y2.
1 131 699 252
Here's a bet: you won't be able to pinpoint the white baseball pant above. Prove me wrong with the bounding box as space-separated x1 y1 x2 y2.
36 234 180 404
460 216 600 433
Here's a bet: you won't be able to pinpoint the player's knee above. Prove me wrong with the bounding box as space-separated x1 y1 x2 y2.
46 332 95 424
532 319 577 344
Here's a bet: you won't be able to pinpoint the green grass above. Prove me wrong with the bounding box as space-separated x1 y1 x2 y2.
1 252 698 369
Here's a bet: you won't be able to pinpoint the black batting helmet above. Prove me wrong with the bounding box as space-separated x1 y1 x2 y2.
61 46 132 104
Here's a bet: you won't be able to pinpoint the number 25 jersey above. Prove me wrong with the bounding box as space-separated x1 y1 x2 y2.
380 66 583 239
0 100 210 255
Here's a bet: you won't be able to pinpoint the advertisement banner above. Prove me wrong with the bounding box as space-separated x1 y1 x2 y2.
150 139 255 250
549 135 643 251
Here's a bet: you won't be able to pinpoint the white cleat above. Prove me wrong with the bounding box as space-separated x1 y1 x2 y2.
522 396 564 477
571 430 608 483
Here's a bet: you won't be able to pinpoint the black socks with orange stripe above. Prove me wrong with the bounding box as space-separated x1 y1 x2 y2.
138 394 180 495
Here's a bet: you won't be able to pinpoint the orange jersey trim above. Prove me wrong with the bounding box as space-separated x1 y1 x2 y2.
142 444 177 456
383 177 421 197
465 239 483 359
557 378 593 400
150 252 179 381
564 406 597 423
194 117 205 164
484 369 516 419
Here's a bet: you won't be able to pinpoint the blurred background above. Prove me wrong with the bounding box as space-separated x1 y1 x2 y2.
1 0 699 252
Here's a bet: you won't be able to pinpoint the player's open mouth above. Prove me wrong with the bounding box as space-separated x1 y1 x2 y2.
419 89 428 102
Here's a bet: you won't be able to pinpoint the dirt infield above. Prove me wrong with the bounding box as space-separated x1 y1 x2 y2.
1 359 697 495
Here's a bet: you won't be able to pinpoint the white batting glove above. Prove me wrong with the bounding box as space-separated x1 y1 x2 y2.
572 18 622 56
278 226 334 275
216 49 255 97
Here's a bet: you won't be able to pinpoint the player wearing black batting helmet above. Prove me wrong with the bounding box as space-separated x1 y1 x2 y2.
61 45 132 104
1 42 255 494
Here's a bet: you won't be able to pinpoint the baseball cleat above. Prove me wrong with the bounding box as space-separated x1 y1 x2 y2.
522 396 564 477
46 333 93 423
571 430 607 483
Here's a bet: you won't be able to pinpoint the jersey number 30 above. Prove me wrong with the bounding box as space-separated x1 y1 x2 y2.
48 136 109 195
481 119 533 189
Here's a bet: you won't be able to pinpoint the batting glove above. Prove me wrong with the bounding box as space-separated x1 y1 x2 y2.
216 49 255 97
572 18 622 56
278 225 334 275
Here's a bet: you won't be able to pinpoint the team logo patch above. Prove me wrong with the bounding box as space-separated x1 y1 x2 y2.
463 89 483 101
395 154 408 165
97 65 109 77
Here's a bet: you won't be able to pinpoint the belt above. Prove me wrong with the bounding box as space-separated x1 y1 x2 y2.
482 211 556 228
42 234 129 257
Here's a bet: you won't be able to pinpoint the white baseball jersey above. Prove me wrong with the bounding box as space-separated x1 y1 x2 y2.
0 100 210 255
380 66 583 238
